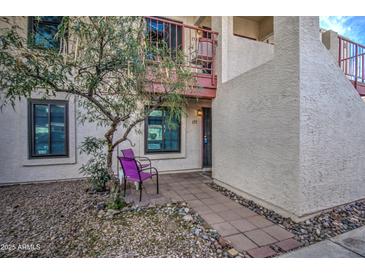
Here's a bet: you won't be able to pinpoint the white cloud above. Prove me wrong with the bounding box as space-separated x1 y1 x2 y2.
320 16 365 45
320 16 352 35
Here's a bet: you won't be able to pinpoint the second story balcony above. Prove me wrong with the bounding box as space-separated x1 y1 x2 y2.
338 36 365 96
144 16 218 99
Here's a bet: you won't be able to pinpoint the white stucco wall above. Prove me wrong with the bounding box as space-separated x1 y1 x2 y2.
212 16 301 216
0 95 209 184
298 17 365 216
212 16 365 220
212 17 274 83
0 17 212 185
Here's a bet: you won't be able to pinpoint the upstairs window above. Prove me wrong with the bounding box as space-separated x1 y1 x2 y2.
145 108 181 153
28 100 68 158
28 16 63 49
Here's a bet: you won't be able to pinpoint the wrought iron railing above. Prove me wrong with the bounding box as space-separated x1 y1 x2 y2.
144 16 218 89
338 36 365 90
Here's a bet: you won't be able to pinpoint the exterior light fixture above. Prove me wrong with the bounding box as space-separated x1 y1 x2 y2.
197 109 203 117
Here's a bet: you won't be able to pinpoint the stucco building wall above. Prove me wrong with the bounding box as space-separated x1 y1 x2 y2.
212 16 301 217
0 16 211 185
212 16 365 220
0 94 209 184
298 17 365 216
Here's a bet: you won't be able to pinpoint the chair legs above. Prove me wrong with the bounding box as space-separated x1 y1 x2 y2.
123 176 127 197
156 173 159 194
123 175 159 202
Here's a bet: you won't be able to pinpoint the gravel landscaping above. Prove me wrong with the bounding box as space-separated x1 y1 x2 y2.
0 180 232 258
206 180 365 246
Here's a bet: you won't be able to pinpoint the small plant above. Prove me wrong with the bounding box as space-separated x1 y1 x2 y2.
79 137 110 192
107 193 127 210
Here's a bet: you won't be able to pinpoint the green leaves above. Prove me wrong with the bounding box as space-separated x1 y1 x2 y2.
79 136 110 192
1 16 195 186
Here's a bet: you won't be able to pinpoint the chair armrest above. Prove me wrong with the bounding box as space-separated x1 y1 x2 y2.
135 160 144 171
135 156 151 166
140 166 158 175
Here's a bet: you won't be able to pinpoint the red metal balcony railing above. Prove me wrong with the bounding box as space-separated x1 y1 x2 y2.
338 36 365 95
144 16 218 98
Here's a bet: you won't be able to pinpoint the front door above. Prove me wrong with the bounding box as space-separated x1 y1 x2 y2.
202 108 212 168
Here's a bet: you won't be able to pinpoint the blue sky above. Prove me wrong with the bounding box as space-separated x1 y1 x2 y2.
320 16 365 45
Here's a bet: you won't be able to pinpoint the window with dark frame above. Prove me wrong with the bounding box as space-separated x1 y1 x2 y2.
28 99 69 158
28 16 63 49
145 108 181 153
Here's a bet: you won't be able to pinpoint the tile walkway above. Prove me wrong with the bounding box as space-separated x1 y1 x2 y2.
123 172 302 257
281 226 365 258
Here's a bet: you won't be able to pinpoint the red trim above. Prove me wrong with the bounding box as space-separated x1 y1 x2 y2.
338 35 365 95
144 16 218 93
351 81 365 96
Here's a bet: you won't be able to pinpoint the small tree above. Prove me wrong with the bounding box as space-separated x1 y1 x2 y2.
0 16 194 204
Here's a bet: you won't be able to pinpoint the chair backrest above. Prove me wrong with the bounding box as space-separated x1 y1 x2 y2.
122 148 135 159
118 156 140 179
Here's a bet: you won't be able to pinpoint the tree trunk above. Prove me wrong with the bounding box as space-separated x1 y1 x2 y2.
105 122 120 194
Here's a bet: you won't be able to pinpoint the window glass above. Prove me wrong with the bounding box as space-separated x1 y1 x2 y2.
50 104 66 154
30 100 68 158
146 108 180 153
34 104 49 155
31 16 62 49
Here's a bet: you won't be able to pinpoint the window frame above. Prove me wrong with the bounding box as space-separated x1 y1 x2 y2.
28 16 63 50
144 108 181 154
28 99 69 159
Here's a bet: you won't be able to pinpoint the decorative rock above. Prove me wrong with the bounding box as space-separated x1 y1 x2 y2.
107 209 120 215
218 236 231 248
227 248 239 258
182 214 193 222
96 203 106 211
206 179 365 249
315 228 321 236
97 210 105 218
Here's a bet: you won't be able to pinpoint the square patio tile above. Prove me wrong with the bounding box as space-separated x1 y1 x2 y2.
194 205 213 214
244 229 278 246
223 201 242 209
247 246 277 258
217 210 242 222
201 198 218 206
194 193 211 199
209 192 225 199
200 212 225 224
211 222 240 237
246 215 273 228
216 196 232 203
208 203 230 213
170 196 183 202
189 188 202 193
188 199 205 207
230 219 257 233
275 238 302 252
180 193 197 201
225 234 258 252
163 190 179 198
176 189 192 195
232 207 258 218
263 225 295 241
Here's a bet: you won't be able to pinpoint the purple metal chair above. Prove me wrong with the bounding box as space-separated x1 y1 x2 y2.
121 148 151 171
118 156 159 202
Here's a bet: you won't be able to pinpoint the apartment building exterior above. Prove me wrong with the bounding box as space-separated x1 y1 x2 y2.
1 16 365 221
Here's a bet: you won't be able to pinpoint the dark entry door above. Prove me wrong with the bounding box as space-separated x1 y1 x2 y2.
202 108 212 168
